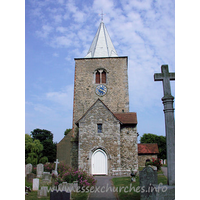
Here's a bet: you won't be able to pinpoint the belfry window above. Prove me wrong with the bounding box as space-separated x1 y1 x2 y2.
102 71 106 83
96 71 100 84
95 69 107 84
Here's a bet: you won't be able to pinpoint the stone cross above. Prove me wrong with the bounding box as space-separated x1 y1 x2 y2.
54 159 59 172
154 64 175 97
154 65 175 186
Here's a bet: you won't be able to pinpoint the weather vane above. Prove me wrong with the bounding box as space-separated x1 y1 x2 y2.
99 10 105 22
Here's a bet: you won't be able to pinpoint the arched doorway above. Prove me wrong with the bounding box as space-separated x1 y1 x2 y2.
92 149 107 175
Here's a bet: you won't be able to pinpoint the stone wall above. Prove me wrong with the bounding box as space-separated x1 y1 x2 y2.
120 125 138 171
138 154 158 167
73 57 129 135
78 99 122 175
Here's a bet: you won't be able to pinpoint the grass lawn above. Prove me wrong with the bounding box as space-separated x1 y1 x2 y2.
112 169 167 200
25 179 89 200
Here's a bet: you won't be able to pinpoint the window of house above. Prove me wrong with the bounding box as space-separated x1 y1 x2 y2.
97 124 102 133
95 69 107 84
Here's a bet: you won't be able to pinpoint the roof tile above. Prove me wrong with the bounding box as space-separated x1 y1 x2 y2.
114 112 137 124
138 143 159 154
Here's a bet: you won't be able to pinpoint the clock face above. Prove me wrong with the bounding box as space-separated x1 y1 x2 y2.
96 84 107 96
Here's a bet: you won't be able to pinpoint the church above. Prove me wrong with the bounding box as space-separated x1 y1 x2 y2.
57 21 158 175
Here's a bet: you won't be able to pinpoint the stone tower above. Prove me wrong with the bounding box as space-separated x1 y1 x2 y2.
72 22 129 135
57 22 138 173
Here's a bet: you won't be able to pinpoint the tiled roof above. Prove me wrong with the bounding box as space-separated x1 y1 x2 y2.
114 112 137 124
76 99 138 126
138 143 159 154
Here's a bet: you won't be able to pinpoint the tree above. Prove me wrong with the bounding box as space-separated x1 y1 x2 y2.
64 128 72 136
31 129 53 142
140 133 166 159
31 129 57 162
25 134 48 165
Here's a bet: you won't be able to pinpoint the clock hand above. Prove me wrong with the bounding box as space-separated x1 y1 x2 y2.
99 88 106 92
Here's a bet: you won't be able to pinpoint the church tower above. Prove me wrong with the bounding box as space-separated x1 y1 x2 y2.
57 22 138 174
72 22 129 134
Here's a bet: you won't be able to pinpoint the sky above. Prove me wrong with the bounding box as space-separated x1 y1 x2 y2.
25 0 175 143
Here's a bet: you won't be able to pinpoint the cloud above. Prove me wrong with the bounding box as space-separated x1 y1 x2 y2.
45 85 74 110
36 25 53 38
53 52 59 57
50 36 72 47
34 104 53 113
56 26 68 33
53 14 63 23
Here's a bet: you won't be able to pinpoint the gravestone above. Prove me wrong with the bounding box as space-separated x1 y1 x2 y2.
52 159 59 176
37 163 44 178
26 173 36 183
154 65 175 186
42 172 51 184
32 178 39 191
50 191 70 200
160 159 163 165
25 164 32 176
164 159 167 165
139 166 158 200
38 186 48 197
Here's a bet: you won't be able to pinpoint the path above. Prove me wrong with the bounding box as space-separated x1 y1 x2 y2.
161 167 167 177
88 176 118 200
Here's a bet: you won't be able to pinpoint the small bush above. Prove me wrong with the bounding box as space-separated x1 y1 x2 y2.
146 158 162 170
43 162 96 189
44 162 55 172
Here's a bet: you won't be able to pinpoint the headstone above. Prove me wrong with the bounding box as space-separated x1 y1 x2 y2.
58 182 68 191
26 173 36 183
25 163 32 176
154 65 175 186
32 178 39 191
164 159 167 165
160 159 163 165
50 191 70 200
42 172 51 183
38 186 48 197
152 185 175 200
139 166 158 200
37 163 44 178
52 159 59 176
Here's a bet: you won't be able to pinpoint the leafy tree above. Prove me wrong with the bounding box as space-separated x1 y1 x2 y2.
31 129 53 142
25 134 48 165
140 133 166 159
31 129 57 162
64 128 72 136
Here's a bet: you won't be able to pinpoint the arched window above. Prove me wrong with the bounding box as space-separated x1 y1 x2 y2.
95 69 107 84
96 71 100 84
102 71 106 83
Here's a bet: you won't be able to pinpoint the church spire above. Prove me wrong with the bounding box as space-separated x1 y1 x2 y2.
85 22 118 58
